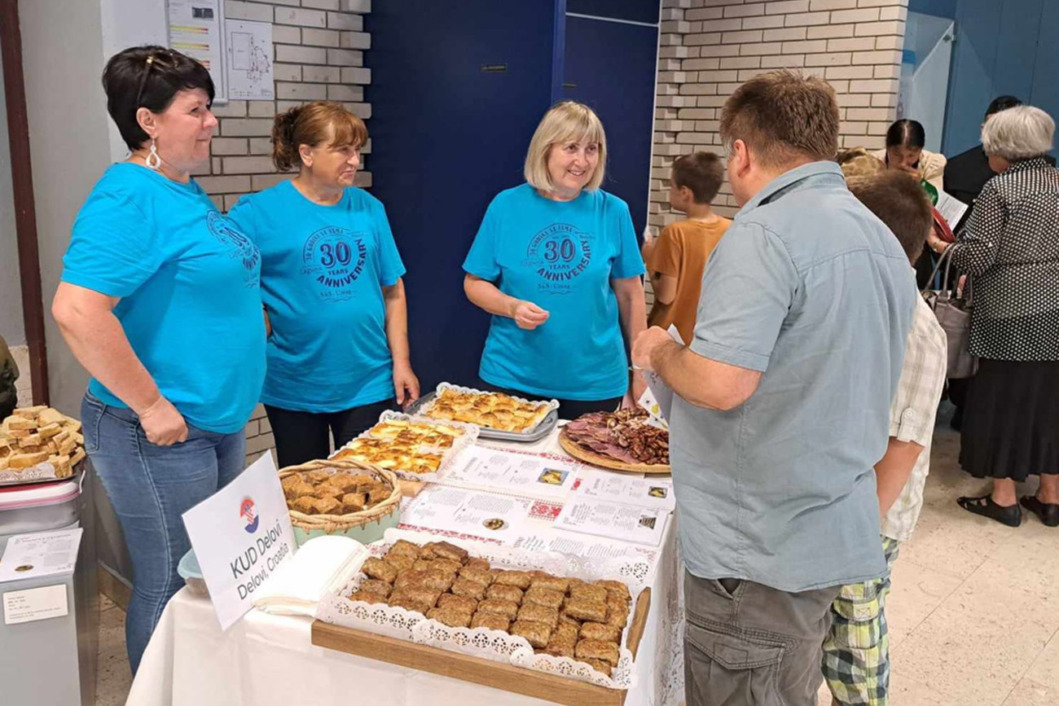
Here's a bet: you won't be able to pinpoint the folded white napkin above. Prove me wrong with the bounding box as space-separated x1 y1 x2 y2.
252 535 368 616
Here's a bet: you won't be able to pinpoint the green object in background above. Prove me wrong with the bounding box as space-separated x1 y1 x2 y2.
0 334 20 422
921 179 939 206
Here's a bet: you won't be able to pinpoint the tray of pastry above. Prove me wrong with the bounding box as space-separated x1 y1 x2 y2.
0 406 86 486
313 534 650 701
330 412 478 482
408 383 559 443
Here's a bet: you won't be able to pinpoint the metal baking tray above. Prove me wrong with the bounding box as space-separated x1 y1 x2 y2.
0 462 85 489
407 391 559 443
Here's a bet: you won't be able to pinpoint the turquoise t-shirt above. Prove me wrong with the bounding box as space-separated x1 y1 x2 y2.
61 163 266 434
228 181 406 412
463 184 645 400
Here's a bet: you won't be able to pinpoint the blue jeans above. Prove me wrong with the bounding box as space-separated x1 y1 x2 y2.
82 392 246 674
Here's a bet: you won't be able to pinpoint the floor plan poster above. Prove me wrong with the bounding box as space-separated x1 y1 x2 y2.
167 0 225 100
225 20 274 100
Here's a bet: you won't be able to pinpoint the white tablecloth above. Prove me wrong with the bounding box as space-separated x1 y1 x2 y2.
127 429 686 706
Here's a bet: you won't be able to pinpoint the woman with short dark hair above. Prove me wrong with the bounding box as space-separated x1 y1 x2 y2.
51 46 265 671
927 105 1059 528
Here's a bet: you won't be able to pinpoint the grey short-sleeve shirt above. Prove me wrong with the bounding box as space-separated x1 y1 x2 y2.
671 161 917 592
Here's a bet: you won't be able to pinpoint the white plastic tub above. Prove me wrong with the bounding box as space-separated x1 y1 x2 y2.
0 479 81 537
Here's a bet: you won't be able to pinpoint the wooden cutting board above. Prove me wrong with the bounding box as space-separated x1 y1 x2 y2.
558 429 671 475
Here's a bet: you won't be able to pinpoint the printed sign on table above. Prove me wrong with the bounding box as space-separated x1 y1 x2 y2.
182 454 296 630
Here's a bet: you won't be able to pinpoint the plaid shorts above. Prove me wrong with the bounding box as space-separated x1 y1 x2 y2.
822 536 902 706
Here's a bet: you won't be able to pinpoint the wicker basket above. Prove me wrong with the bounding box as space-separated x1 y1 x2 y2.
279 458 401 547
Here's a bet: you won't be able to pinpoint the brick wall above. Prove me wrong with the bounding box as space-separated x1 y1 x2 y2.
196 0 373 464
649 0 908 230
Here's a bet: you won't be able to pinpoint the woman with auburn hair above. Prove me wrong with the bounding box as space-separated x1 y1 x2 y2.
228 101 418 467
462 101 647 418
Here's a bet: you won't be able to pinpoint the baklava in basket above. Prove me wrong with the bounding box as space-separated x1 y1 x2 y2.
279 458 401 546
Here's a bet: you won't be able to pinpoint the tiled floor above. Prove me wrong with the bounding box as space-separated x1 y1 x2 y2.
814 412 1059 705
96 595 132 705
95 410 1059 705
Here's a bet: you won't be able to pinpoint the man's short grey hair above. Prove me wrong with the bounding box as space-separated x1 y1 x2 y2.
981 105 1055 160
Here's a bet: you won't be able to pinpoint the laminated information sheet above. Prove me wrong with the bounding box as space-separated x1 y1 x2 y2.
441 445 579 502
573 468 675 511
511 528 661 565
0 528 82 583
400 485 534 543
553 498 669 547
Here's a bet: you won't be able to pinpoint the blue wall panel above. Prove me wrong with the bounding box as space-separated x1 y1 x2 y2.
991 0 1043 108
563 15 658 237
567 0 659 24
943 0 1004 155
1029 0 1059 128
941 0 1057 157
909 0 957 19
365 1 558 390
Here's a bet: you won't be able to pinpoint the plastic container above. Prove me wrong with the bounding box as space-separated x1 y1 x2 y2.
177 549 210 597
0 479 81 536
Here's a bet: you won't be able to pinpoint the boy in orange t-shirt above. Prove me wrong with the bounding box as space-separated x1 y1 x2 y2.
641 152 731 344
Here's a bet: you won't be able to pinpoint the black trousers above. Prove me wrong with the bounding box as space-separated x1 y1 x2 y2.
476 379 622 420
265 399 394 469
0 400 14 426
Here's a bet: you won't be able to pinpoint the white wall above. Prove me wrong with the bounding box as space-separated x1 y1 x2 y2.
652 0 908 227
100 0 168 163
0 50 26 347
19 0 112 418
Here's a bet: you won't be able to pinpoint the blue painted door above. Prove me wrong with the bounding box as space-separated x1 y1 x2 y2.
1029 0 1059 131
942 0 1054 156
562 12 659 236
365 1 560 390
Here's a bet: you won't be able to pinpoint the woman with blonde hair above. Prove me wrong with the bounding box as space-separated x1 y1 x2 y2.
228 101 418 467
463 101 646 417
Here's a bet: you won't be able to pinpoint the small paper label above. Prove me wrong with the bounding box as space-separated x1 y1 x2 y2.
3 585 69 625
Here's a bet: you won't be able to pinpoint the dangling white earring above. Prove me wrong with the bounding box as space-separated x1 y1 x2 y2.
146 139 161 170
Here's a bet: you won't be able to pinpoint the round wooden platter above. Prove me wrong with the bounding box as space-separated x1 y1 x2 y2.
558 428 671 474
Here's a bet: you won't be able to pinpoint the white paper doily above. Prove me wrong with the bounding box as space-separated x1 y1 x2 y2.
315 529 646 689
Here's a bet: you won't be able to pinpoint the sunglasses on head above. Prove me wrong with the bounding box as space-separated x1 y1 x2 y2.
134 50 173 108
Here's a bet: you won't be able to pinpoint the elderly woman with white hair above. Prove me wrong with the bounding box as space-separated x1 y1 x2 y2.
462 101 646 418
927 105 1059 528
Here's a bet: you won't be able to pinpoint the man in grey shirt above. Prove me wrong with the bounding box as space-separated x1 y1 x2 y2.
633 71 916 706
